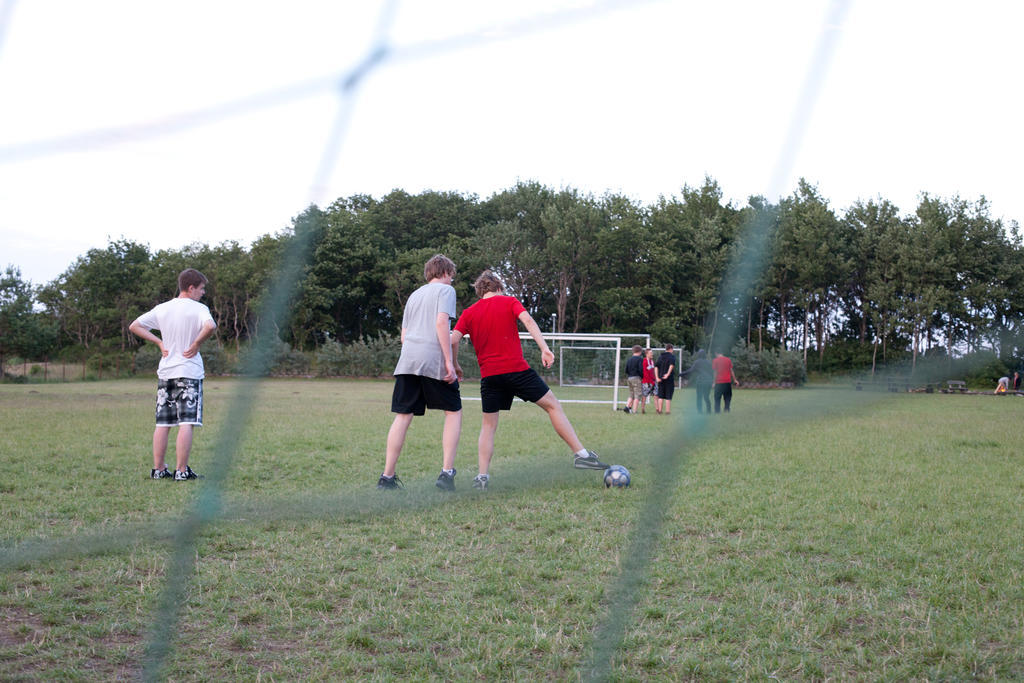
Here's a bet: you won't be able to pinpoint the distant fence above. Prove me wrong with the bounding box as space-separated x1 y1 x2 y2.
2 356 139 383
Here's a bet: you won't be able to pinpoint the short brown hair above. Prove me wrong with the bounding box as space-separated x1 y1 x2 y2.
632 345 642 353
423 254 456 282
473 270 504 298
664 343 674 352
178 268 208 293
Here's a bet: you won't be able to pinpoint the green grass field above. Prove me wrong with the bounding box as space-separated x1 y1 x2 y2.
1 379 1022 680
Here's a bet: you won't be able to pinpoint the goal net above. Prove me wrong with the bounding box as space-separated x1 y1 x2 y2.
530 332 653 409
458 331 653 410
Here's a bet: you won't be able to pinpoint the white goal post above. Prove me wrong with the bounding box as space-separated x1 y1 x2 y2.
459 331 655 410
521 332 651 411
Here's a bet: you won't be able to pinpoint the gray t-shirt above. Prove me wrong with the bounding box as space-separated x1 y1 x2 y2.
393 281 457 379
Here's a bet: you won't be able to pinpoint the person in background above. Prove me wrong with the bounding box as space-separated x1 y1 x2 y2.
451 270 608 490
623 345 644 414
655 344 676 415
712 350 740 413
377 254 462 492
680 349 713 414
640 348 658 414
129 268 217 481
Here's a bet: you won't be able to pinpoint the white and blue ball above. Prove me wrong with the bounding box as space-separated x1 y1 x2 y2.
603 465 631 488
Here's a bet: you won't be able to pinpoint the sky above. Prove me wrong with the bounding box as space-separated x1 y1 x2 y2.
1 0 1022 287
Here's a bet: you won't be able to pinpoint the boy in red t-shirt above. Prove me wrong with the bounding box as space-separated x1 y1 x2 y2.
711 350 740 413
451 270 608 489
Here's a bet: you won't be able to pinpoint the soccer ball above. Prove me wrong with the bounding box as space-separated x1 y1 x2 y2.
603 465 630 488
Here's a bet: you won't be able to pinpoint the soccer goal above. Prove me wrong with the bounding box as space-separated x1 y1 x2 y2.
522 332 651 410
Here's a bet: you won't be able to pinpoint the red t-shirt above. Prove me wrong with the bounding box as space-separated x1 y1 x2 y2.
712 355 733 384
454 295 530 377
642 358 657 383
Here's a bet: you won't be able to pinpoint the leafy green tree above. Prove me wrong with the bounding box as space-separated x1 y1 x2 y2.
841 198 902 347
736 196 781 352
38 238 151 350
590 193 654 331
539 189 604 332
0 266 56 372
775 180 846 368
478 182 558 316
646 177 740 349
864 210 910 371
897 196 957 370
302 196 389 342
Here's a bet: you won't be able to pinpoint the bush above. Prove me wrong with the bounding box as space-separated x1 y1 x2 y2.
133 343 232 376
954 352 1009 387
316 333 400 377
232 338 312 376
776 349 807 385
728 342 806 386
201 343 233 375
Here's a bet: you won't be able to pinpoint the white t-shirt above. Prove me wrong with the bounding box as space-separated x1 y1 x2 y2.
393 281 456 380
134 298 215 380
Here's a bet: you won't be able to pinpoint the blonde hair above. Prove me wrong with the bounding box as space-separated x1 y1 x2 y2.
473 270 504 298
423 254 456 282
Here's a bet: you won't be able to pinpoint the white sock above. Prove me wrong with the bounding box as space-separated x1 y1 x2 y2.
442 468 454 475
575 448 589 457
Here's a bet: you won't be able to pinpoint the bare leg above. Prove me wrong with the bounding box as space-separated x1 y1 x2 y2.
441 410 462 471
383 413 414 477
664 400 671 415
478 412 500 475
175 424 194 472
535 391 584 453
153 426 170 470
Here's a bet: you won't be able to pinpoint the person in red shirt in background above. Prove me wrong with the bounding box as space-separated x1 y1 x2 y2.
712 350 740 413
640 348 659 414
451 270 608 490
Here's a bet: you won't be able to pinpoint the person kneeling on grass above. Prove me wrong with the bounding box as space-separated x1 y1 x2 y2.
450 270 608 490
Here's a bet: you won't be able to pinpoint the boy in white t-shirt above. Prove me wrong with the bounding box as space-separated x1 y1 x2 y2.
130 269 217 481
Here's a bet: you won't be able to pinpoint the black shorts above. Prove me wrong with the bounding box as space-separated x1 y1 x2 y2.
657 379 675 400
480 369 550 413
391 375 462 416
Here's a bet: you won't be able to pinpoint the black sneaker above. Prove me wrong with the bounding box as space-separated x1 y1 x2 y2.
435 468 456 492
174 466 200 481
377 474 403 490
151 467 173 480
573 449 609 470
472 474 489 490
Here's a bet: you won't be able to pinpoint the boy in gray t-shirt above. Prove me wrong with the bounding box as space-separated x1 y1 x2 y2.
377 254 463 491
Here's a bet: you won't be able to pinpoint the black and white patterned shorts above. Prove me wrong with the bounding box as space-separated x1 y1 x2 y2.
155 378 203 426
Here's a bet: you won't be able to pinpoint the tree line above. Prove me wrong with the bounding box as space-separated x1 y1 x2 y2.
3 177 1022 378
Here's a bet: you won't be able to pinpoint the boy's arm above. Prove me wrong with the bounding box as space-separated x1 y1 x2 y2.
435 312 456 383
518 311 554 368
183 320 217 359
663 363 675 381
129 319 167 358
450 329 463 381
